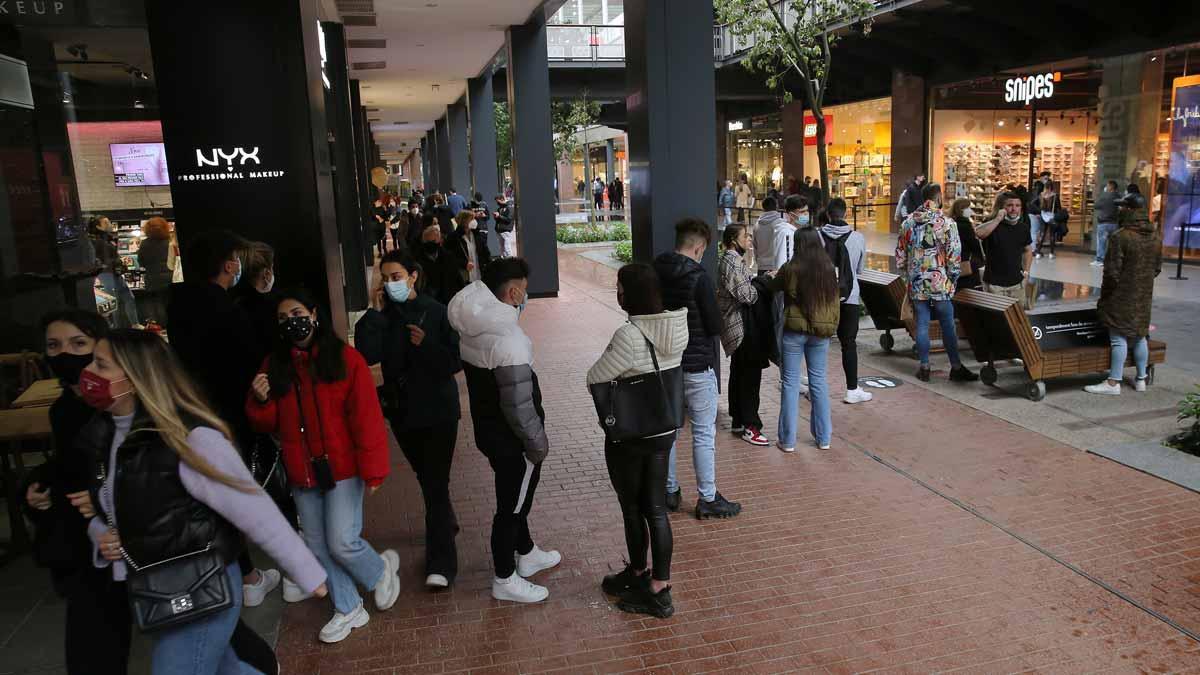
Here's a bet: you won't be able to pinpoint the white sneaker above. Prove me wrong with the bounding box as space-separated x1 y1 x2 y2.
1089 260 1102 267
1048 253 1055 259
1135 378 1147 392
242 568 280 608
374 550 401 611
818 443 831 450
844 388 873 404
799 375 810 396
516 545 561 578
1084 381 1121 396
319 604 369 643
777 442 795 454
492 573 548 603
425 573 449 588
1035 253 1042 259
281 576 313 603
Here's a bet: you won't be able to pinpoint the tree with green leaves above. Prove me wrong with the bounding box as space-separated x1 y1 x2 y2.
716 0 875 205
552 92 601 162
494 101 512 175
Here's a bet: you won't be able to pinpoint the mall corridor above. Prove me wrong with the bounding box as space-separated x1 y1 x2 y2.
270 255 1200 674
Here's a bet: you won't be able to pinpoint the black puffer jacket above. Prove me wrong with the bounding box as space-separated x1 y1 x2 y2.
81 409 241 568
654 252 721 373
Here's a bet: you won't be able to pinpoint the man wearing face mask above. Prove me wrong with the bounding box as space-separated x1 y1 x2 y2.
449 258 561 604
975 191 1034 308
232 241 279 360
414 215 467 305
762 195 807 275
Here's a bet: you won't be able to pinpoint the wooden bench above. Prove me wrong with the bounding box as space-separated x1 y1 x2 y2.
858 269 949 353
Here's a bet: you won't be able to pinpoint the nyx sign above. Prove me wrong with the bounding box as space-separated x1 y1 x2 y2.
176 146 286 183
196 147 261 171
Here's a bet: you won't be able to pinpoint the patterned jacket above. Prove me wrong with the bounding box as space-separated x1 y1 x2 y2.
717 248 758 355
1097 209 1162 337
895 203 962 301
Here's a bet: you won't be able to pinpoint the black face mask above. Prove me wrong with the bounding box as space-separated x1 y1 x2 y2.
422 241 440 256
279 316 314 344
48 351 93 385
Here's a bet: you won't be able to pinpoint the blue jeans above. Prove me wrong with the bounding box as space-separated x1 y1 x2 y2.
666 368 718 502
151 563 261 675
1029 213 1042 249
1109 334 1148 381
293 477 386 615
1095 222 1118 262
723 207 733 226
913 299 962 368
778 332 831 448
98 271 139 327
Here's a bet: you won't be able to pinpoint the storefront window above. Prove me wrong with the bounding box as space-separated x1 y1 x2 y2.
805 97 892 232
727 115 782 197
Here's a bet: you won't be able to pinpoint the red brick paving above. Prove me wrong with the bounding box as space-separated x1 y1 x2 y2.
276 253 1200 673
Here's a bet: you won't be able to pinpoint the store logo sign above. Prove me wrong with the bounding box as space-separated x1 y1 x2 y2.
727 120 744 131
195 147 260 169
177 147 285 183
1172 105 1200 127
1005 72 1060 106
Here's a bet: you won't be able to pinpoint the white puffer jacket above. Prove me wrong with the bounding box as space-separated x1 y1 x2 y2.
586 309 689 385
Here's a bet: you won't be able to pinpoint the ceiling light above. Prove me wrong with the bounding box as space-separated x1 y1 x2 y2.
997 120 1005 127
133 99 146 109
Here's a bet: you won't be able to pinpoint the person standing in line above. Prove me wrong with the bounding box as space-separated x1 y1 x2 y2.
819 198 872 405
470 192 492 245
231 241 279 360
975 191 1034 307
587 263 688 619
166 229 282 606
414 216 466 305
612 176 625 211
448 210 492 286
735 177 754 224
89 216 140 328
949 199 985 292
1092 180 1121 267
772 229 839 451
79 330 327 671
494 194 516 258
137 217 172 327
372 195 392 254
719 180 736 228
894 174 926 225
654 219 742 519
593 176 606 210
894 183 978 384
245 288 400 643
751 196 784 275
430 193 457 239
718 225 768 446
448 259 561 603
357 250 463 588
1085 191 1162 396
446 187 468 215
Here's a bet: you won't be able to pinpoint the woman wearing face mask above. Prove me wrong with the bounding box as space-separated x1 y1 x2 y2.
448 209 493 285
245 289 400 644
76 329 327 673
414 215 466 305
22 311 131 675
89 216 140 328
355 250 463 589
232 241 279 360
950 199 985 291
717 225 768 446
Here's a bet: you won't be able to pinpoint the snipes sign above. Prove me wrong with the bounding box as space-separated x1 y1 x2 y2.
1004 71 1062 106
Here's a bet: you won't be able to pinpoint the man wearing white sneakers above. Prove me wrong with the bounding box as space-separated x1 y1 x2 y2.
819 198 872 405
449 258 561 603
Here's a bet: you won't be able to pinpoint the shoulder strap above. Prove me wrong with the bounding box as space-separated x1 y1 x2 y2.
630 325 671 410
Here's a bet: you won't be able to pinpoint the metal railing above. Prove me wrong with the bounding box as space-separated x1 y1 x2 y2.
546 24 625 62
712 0 919 64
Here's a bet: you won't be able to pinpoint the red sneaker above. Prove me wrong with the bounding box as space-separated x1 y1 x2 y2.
741 427 770 446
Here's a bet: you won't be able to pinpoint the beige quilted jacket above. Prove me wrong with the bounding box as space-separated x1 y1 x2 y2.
586 309 689 385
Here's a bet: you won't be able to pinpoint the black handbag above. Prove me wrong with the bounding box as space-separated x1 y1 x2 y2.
249 434 289 505
588 332 684 443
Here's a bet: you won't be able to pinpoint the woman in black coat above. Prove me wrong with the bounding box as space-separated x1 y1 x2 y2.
413 214 466 305
446 209 493 286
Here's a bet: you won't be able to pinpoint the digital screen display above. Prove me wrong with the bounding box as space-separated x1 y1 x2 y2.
110 142 170 187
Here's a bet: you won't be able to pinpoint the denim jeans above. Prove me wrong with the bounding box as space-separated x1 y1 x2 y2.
1029 213 1042 250
666 368 718 502
1095 222 1118 262
151 563 262 675
723 207 733 226
1109 334 1148 381
293 477 386 615
913 299 963 368
778 332 831 448
98 271 140 327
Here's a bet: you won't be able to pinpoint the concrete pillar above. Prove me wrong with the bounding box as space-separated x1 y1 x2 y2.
435 115 452 194
448 96 471 196
505 15 559 297
420 137 430 191
350 79 375 267
890 69 927 233
782 100 806 191
322 22 368 310
605 139 615 188
468 72 501 254
425 129 439 194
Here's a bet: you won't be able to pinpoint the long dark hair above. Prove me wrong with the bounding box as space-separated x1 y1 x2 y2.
779 228 837 321
266 287 347 398
617 263 663 316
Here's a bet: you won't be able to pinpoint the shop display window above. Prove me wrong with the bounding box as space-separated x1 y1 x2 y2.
804 97 893 232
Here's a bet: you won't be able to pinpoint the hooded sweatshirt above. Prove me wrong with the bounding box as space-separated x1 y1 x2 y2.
752 210 796 273
448 281 548 462
586 309 689 385
819 220 867 306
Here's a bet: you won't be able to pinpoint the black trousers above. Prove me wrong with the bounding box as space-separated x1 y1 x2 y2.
728 346 763 430
594 193 604 209
486 451 541 578
393 418 460 581
63 565 131 675
836 303 860 387
605 433 674 581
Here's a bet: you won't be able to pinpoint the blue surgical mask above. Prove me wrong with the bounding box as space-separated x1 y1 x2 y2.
232 260 243 286
795 214 810 227
516 291 528 316
385 279 410 303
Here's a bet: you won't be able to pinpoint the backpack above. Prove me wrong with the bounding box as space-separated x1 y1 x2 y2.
821 231 855 303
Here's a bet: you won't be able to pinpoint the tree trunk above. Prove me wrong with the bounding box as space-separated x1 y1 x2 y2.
814 112 830 208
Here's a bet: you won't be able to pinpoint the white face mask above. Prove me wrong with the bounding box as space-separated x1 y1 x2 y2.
962 208 974 219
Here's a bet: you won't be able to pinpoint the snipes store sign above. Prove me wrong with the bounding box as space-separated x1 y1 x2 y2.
176 147 286 183
1004 71 1061 106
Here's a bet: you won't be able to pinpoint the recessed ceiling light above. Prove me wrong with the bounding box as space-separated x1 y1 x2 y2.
416 43 425 47
425 2 438 6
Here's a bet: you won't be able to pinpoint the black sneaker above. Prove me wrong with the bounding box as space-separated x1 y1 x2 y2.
665 488 681 513
916 366 931 382
602 565 647 596
949 365 979 382
617 585 674 618
695 493 741 519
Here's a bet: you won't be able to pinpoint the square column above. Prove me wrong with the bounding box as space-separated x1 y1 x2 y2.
435 115 452 193
420 137 430 191
426 128 440 192
448 96 471 197
468 71 501 254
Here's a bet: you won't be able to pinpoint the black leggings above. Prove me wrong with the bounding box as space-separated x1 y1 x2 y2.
394 419 460 581
728 347 763 430
836 303 859 387
604 433 674 581
63 566 130 675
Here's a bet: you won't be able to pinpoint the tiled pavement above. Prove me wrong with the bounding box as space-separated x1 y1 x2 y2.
275 253 1200 674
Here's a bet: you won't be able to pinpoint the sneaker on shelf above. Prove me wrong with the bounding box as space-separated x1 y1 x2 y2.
516 545 561 578
281 576 313 603
844 388 873 404
492 573 548 603
425 574 449 589
730 424 745 435
1135 377 1148 393
949 366 979 382
602 565 647 596
242 568 280 608
916 366 931 382
318 604 369 644
617 585 674 619
1084 381 1121 396
695 493 741 519
665 488 682 513
777 442 795 454
374 550 401 611
741 427 770 446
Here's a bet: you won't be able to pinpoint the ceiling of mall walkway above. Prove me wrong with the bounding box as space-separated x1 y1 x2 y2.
328 0 559 162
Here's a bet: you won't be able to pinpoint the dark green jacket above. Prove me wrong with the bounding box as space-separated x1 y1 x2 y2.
1097 210 1162 337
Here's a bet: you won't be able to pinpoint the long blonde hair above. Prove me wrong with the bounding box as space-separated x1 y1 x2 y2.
106 329 256 492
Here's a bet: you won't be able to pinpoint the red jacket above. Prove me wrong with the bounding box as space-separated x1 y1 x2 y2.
245 344 390 489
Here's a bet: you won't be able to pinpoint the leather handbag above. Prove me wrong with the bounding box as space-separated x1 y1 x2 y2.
588 332 684 443
249 434 289 506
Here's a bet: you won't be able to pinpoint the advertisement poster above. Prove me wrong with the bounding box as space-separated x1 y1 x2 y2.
1164 75 1200 250
111 142 170 187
